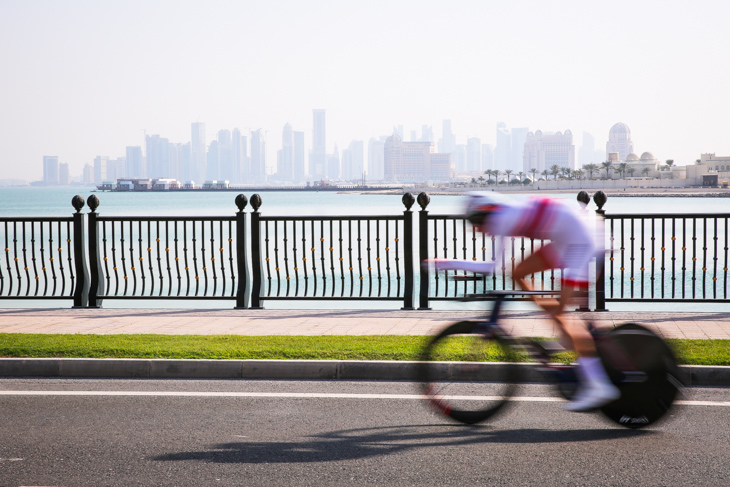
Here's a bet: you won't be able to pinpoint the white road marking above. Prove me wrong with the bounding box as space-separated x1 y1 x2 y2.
0 390 728 406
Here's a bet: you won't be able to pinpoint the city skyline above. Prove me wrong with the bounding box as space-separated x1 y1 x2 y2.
2 0 729 181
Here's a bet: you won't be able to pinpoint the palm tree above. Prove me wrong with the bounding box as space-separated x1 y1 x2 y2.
504 169 513 183
642 167 650 177
616 162 628 179
601 160 613 179
573 169 584 180
561 167 571 180
665 159 675 179
517 171 524 182
627 167 636 178
550 164 561 180
541 169 550 181
583 163 598 179
529 168 538 184
484 170 493 183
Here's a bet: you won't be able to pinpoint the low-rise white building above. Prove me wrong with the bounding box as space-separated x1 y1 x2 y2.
685 153 730 185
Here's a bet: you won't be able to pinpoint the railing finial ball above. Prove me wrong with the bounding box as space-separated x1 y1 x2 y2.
250 193 262 211
417 192 430 210
593 190 608 212
87 194 100 212
71 195 85 213
235 194 248 212
402 192 415 210
577 191 590 206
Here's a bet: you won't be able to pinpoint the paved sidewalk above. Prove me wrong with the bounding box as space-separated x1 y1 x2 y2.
1 307 729 339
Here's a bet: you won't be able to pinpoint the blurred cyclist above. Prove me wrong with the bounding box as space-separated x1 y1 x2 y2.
430 192 619 412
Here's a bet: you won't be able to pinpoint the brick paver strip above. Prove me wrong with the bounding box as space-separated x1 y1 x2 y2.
0 308 728 339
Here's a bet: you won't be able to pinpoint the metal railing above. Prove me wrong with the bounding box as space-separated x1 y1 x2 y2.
0 195 88 306
2 191 729 310
249 193 415 309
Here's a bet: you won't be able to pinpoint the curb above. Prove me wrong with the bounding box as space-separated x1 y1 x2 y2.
0 359 728 386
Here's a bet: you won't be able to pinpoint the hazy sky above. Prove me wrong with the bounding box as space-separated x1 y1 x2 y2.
1 0 728 180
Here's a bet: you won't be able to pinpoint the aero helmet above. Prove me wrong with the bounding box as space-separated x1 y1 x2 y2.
464 192 507 226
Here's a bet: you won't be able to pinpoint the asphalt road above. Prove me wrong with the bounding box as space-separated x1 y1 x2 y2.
1 379 728 486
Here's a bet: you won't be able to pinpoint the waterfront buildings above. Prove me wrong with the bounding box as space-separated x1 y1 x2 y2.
145 135 169 179
383 133 453 182
93 156 108 184
276 123 294 182
293 131 305 183
341 140 364 182
191 122 206 184
368 137 386 180
59 163 69 185
523 130 576 173
686 153 730 185
125 146 144 179
249 129 266 184
42 156 59 185
606 122 634 162
310 109 326 179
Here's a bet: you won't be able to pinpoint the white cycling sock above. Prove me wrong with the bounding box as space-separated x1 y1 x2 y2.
579 357 612 386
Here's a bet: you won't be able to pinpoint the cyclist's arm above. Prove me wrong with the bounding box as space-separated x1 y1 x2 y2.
428 258 495 275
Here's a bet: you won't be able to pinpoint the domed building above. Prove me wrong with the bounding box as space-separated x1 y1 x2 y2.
624 151 659 177
606 122 634 162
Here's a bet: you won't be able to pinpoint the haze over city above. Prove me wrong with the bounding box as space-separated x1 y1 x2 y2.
1 0 728 182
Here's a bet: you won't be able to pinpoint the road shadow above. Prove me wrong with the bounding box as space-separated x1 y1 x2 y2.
153 424 655 464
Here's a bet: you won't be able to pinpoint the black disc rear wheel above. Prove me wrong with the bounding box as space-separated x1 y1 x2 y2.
417 321 519 424
598 323 683 429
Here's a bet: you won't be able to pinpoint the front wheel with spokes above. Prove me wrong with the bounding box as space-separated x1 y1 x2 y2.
417 320 520 424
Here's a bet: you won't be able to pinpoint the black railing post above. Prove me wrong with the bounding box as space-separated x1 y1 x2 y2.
234 194 250 309
401 192 415 310
249 194 264 309
594 190 608 311
575 191 591 311
417 192 431 310
87 195 105 307
71 195 89 308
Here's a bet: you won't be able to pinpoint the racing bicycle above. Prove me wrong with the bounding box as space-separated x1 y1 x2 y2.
417 289 684 429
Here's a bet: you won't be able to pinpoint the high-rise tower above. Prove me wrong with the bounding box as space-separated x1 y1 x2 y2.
191 122 206 184
310 109 326 179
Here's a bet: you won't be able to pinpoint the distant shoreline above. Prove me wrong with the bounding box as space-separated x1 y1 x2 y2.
360 187 730 198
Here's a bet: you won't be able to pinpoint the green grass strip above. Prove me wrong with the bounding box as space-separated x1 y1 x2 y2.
0 334 728 366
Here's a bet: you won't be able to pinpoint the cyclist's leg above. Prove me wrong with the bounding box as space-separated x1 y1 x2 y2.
512 245 596 358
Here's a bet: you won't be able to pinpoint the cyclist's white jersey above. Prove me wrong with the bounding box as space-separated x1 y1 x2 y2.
485 197 597 287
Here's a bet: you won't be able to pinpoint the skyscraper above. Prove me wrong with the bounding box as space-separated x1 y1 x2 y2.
328 145 340 180
368 137 386 180
206 140 219 180
341 140 363 181
145 135 169 178
310 109 326 179
523 130 575 173
510 127 529 172
59 163 69 185
216 129 233 182
384 134 452 181
191 122 206 183
43 156 59 185
293 131 305 183
93 156 108 184
495 122 511 171
466 137 481 172
277 123 294 181
250 129 266 183
232 128 244 183
125 146 143 178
